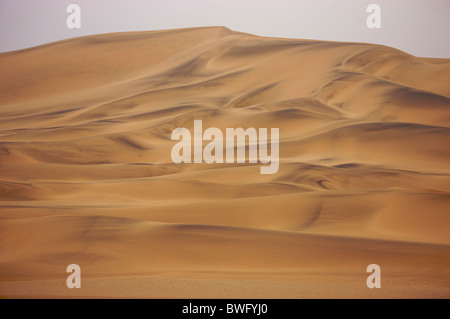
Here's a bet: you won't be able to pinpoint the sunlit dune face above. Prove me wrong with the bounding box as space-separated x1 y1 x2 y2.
0 27 449 298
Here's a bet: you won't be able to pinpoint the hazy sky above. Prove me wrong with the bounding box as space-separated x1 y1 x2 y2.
0 0 449 58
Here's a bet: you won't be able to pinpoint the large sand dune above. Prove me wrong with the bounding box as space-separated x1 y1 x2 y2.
0 27 449 298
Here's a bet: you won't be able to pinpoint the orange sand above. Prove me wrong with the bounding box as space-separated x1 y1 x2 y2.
0 27 449 298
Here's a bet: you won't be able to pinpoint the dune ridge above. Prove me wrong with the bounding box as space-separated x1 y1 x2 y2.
1 27 449 298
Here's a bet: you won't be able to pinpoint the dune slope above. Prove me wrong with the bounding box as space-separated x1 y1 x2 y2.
0 27 449 298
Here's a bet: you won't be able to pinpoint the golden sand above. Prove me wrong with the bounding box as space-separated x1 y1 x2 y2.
0 27 449 298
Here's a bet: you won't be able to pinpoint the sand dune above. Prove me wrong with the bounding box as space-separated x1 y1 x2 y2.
1 27 449 298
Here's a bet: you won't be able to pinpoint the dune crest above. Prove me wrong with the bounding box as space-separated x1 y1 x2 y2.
1 27 449 298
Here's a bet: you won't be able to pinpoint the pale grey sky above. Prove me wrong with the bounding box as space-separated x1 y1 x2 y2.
0 0 449 58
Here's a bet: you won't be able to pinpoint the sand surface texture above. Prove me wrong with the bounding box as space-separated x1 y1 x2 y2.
1 27 449 298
